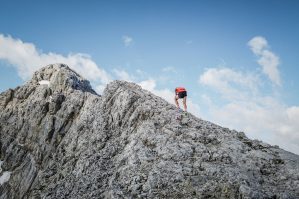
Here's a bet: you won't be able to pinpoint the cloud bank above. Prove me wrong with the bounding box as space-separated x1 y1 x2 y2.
199 36 299 154
0 34 112 89
248 36 281 86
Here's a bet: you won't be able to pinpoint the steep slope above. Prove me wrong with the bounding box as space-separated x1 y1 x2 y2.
0 64 298 199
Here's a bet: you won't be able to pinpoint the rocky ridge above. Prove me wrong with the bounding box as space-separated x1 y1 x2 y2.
0 64 298 199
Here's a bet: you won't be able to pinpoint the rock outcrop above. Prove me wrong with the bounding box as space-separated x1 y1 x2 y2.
0 64 298 199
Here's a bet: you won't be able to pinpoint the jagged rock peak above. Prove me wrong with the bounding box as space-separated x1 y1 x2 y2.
103 79 153 100
104 79 142 94
0 64 299 199
29 63 96 94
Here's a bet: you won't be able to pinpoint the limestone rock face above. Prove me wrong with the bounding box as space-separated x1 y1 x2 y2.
0 64 298 199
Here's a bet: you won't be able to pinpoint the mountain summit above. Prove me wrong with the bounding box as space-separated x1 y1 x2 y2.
0 64 298 198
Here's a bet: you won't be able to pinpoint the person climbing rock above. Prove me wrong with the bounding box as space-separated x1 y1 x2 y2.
174 87 187 112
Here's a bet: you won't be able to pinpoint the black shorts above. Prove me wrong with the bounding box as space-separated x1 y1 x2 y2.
177 91 187 98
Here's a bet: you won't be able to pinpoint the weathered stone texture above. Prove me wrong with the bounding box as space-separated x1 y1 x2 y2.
0 64 298 199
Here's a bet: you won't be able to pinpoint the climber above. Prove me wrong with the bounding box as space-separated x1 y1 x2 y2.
174 87 187 112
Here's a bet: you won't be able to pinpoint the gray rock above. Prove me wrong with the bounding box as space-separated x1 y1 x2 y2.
0 63 298 199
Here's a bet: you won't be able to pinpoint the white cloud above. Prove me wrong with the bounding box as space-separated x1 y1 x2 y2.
257 50 280 85
197 36 297 154
0 34 112 87
95 84 106 94
199 66 299 154
287 106 299 122
122 35 133 47
248 36 268 54
113 69 135 82
139 79 156 92
248 36 281 86
199 67 260 101
162 66 177 74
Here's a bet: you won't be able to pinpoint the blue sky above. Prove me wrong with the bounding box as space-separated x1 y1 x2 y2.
0 0 299 154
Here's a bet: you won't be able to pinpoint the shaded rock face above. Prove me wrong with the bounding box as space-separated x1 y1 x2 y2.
0 64 298 199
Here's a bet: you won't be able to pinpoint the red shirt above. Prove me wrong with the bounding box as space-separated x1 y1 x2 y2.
175 87 186 93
